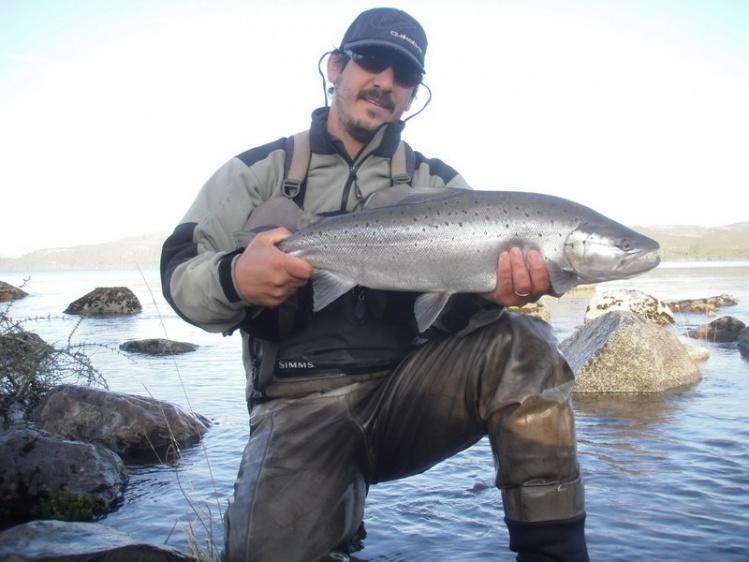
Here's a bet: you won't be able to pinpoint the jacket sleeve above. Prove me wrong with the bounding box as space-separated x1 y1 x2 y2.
160 148 285 333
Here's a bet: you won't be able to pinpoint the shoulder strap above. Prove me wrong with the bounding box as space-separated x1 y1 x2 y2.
391 140 415 185
282 131 416 203
283 131 311 206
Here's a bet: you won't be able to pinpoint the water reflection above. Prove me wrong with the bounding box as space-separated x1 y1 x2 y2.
573 386 696 425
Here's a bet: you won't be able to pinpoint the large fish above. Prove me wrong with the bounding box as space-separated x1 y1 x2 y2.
278 188 661 332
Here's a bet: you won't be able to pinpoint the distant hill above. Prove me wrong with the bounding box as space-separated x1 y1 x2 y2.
0 232 169 272
0 223 748 273
636 223 749 261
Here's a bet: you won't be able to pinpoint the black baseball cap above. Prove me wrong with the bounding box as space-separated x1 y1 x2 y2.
340 8 428 73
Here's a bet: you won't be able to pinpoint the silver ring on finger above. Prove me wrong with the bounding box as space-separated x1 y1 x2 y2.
514 290 531 298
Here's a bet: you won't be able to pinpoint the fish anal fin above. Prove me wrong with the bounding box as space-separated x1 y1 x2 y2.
312 271 357 311
414 292 452 333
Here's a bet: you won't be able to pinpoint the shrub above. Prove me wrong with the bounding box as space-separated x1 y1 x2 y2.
0 306 107 428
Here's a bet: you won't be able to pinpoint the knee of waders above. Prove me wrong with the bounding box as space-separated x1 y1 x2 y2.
478 313 574 398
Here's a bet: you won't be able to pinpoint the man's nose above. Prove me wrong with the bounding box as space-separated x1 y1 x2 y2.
372 65 396 89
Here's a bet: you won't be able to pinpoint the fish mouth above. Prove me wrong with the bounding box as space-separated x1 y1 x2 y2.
617 248 661 276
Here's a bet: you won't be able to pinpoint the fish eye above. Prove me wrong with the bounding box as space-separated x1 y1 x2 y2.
620 239 633 251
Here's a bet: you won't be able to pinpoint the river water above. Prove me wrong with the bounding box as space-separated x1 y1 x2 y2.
1 262 748 561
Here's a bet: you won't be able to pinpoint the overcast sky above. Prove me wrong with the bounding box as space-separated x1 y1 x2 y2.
1 0 747 258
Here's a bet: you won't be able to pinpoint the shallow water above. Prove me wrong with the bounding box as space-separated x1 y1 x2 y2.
2 263 748 561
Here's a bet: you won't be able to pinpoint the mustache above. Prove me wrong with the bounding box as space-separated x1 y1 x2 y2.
358 88 396 111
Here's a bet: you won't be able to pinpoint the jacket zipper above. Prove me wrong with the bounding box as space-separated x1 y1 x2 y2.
340 163 363 209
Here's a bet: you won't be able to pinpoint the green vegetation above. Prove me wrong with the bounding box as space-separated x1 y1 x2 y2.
32 485 105 522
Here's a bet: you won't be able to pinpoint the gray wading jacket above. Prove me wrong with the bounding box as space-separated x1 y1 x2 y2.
161 107 503 400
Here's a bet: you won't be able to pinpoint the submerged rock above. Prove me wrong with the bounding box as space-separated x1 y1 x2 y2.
738 328 749 359
687 316 747 343
665 294 737 314
0 520 197 561
584 288 675 326
119 338 197 355
64 287 142 316
0 280 28 301
562 310 701 393
34 384 211 460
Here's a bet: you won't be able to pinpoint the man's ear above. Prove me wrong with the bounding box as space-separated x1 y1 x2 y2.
404 85 419 111
327 54 343 83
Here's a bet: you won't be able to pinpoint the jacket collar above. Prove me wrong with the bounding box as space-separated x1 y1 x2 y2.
308 107 405 160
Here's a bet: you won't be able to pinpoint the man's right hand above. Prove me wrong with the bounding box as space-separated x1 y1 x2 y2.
233 228 313 307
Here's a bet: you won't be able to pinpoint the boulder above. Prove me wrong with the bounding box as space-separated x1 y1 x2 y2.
584 288 674 326
687 316 747 343
0 428 127 523
64 287 142 316
0 280 28 301
0 520 197 561
665 294 737 314
34 385 211 461
506 298 551 322
119 338 197 355
561 311 701 393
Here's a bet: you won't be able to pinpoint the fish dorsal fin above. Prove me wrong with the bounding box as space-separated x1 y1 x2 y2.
414 292 452 333
393 187 463 207
296 211 323 230
311 271 357 311
546 261 579 295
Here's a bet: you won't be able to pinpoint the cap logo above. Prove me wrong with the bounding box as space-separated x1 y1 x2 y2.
390 30 423 55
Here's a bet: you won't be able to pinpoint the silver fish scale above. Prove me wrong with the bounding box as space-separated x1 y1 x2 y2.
280 190 593 293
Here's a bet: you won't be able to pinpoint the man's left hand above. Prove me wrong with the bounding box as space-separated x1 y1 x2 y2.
483 248 552 307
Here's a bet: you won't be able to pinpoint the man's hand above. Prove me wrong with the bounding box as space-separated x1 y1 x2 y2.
233 228 313 307
483 247 552 307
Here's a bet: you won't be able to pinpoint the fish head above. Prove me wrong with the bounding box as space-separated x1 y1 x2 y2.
564 221 661 283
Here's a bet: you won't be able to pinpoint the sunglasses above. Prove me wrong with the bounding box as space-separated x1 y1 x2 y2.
343 48 423 88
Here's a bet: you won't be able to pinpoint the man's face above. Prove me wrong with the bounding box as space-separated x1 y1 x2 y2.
327 48 421 147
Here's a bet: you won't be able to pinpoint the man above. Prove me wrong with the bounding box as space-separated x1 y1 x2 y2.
161 7 589 562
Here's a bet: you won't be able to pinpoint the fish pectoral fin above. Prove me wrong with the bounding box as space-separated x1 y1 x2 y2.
414 292 452 333
312 271 358 311
546 262 579 295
